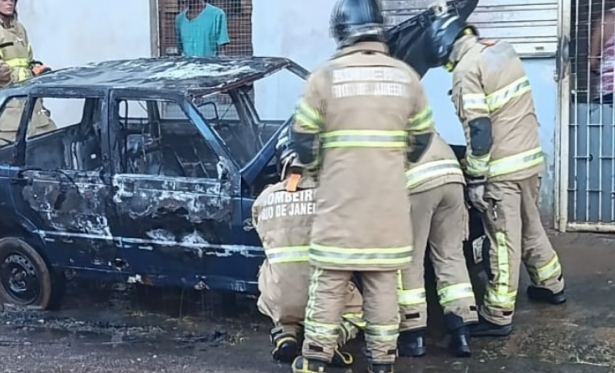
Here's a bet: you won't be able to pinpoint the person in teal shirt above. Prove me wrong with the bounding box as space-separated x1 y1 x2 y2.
175 0 230 57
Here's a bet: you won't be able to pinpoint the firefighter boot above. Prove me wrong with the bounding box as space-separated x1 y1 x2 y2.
368 363 395 373
291 356 327 373
445 314 471 357
470 316 512 338
397 329 426 357
271 330 299 363
527 286 566 305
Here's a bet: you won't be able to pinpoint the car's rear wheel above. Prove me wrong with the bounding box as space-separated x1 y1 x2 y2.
0 237 65 310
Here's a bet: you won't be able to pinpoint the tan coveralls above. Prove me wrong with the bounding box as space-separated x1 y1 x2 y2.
450 35 565 325
398 132 478 332
253 175 365 346
0 16 55 142
292 41 433 365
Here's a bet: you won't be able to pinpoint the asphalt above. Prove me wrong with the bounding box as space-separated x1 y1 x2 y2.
0 231 614 373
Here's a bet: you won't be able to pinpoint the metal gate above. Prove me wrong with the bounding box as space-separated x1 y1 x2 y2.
563 0 615 231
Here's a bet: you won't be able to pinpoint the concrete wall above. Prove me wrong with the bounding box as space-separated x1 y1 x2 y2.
252 0 558 219
17 0 153 126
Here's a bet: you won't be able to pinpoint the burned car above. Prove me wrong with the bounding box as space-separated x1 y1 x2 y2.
0 56 486 310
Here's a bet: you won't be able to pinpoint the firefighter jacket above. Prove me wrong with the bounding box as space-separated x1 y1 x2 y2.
450 35 544 182
405 132 465 195
291 41 435 271
252 175 317 323
0 16 55 136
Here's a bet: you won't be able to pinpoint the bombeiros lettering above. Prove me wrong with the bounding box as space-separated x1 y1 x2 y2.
259 189 316 220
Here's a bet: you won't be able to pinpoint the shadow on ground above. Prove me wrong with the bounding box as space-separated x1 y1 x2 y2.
0 232 614 372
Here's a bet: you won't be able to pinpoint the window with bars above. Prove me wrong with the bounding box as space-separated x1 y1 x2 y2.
156 0 253 57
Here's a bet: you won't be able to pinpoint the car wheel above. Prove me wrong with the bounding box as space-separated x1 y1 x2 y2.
0 237 65 310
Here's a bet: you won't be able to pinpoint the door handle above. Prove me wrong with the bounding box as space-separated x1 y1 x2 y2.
243 218 254 232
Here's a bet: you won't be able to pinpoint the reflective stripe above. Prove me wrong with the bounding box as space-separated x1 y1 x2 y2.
488 147 544 178
484 231 516 308
266 246 309 264
304 320 339 338
438 283 475 305
398 288 426 306
462 77 531 113
5 57 29 68
294 100 323 131
486 77 531 112
528 255 561 284
321 129 407 149
364 324 399 342
466 153 490 177
408 107 435 132
405 160 463 189
342 312 366 329
305 267 322 321
310 244 412 266
462 93 489 112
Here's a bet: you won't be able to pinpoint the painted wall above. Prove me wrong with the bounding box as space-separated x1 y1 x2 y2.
252 0 558 219
17 0 153 126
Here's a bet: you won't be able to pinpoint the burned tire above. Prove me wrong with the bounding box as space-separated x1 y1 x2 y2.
0 237 65 310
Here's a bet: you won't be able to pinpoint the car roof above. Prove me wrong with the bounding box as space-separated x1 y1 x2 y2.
14 56 293 95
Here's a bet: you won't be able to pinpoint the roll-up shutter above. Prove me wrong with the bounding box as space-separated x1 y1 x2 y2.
382 0 559 57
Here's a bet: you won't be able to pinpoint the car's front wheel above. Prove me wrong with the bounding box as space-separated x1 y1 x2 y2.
0 237 65 310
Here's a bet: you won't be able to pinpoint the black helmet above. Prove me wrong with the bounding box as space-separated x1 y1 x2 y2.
425 12 477 69
275 126 303 178
330 0 385 49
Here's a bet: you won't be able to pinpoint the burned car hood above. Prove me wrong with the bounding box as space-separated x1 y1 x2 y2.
386 0 478 78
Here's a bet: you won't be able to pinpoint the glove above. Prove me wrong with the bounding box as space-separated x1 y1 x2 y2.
467 177 489 212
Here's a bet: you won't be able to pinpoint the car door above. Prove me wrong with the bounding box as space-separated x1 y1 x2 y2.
107 91 242 286
9 90 117 269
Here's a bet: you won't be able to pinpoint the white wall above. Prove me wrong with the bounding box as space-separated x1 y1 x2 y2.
252 3 559 219
17 0 153 126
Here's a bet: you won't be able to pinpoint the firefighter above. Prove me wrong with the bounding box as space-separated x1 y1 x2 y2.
397 131 478 358
289 0 436 371
0 0 55 143
424 11 566 337
253 126 364 367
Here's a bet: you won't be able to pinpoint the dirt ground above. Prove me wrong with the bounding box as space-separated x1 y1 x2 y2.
1 231 614 373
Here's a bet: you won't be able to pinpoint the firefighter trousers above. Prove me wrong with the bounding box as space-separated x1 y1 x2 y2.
398 183 478 332
481 175 565 325
257 260 364 345
302 267 399 365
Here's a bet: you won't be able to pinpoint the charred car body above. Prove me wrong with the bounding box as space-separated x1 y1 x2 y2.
0 3 487 310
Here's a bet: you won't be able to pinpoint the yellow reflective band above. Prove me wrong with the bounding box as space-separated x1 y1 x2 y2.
342 312 366 328
398 288 426 306
294 101 323 131
305 267 322 321
488 147 544 178
528 255 561 283
6 58 29 68
408 107 434 132
437 283 475 305
486 76 531 112
321 129 407 149
304 320 340 339
466 153 490 177
405 160 463 188
484 231 516 308
462 93 489 112
310 244 412 266
364 324 399 342
266 246 309 264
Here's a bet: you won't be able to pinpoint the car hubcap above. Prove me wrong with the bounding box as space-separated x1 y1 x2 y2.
1 253 40 304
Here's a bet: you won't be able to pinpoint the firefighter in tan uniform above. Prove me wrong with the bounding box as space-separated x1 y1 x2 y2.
424 11 566 337
253 127 364 367
0 0 55 143
290 1 435 372
397 131 478 358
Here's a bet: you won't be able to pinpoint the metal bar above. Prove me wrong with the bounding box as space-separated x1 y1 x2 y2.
149 0 160 57
567 222 615 232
